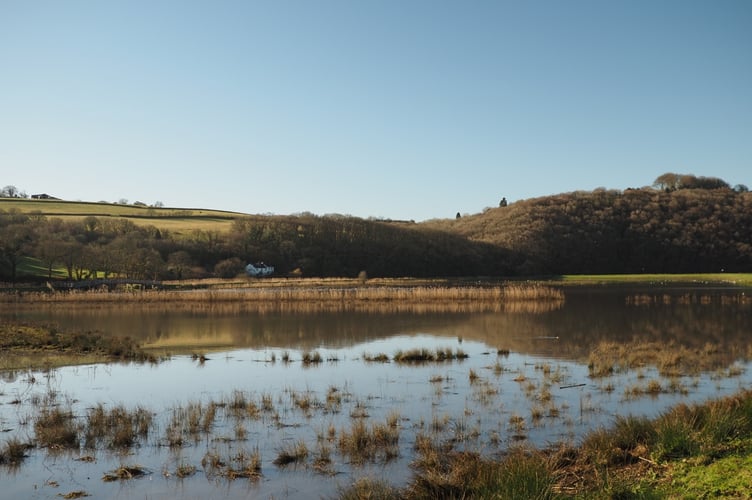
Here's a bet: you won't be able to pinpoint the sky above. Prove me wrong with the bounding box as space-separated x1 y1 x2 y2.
1 1 750 221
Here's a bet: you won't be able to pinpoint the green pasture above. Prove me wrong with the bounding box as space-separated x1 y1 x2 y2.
0 198 241 234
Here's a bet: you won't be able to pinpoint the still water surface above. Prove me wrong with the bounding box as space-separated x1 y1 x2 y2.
1 287 750 499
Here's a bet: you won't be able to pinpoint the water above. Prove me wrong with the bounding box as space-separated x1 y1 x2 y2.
0 286 750 499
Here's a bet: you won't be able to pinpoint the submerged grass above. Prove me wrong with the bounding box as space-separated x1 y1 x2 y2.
0 321 159 370
34 406 79 449
393 348 468 364
0 438 31 465
102 464 149 482
588 340 735 378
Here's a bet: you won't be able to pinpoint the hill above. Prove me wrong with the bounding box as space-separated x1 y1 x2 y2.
425 186 752 274
0 199 511 281
0 198 242 236
2 179 751 280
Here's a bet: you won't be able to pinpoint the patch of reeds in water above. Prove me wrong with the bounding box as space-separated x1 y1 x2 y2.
273 440 308 467
102 464 150 482
393 347 468 364
85 404 152 449
202 447 263 480
337 414 401 464
587 340 738 378
0 438 31 466
34 406 80 449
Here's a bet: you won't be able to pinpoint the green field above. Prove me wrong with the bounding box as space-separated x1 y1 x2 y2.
0 198 244 234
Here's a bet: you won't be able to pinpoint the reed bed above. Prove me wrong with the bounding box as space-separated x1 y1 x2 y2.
8 284 564 309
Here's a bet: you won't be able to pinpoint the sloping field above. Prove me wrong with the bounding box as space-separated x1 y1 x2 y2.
0 198 245 234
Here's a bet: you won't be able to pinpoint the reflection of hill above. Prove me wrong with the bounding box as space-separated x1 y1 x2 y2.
2 288 749 364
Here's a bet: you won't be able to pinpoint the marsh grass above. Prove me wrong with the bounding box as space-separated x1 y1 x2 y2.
85 404 152 449
363 352 390 363
34 406 79 449
407 447 555 500
393 348 468 364
174 463 197 478
0 438 31 465
0 322 159 370
59 491 90 499
201 447 263 479
588 340 738 379
302 351 323 365
13 283 564 306
312 442 334 474
102 464 149 481
338 478 400 500
273 440 308 466
338 416 401 464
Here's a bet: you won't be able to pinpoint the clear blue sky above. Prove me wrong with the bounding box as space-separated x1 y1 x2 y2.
2 1 750 221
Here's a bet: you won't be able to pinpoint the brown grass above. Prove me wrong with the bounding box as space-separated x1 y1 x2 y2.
588 340 737 378
34 406 79 449
273 440 308 466
6 283 565 314
338 416 401 464
0 322 159 370
102 464 149 481
0 438 31 465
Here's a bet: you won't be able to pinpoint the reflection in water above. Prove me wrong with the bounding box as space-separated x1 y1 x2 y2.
3 287 750 362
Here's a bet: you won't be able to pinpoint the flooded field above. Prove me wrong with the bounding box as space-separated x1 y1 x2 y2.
1 286 751 499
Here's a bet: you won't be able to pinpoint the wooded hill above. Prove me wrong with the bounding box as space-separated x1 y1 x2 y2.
426 184 752 275
1 175 750 280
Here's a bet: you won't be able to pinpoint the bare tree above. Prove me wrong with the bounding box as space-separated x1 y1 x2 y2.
1 185 19 198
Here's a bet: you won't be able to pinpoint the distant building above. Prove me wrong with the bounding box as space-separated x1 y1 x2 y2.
31 193 61 200
246 262 274 277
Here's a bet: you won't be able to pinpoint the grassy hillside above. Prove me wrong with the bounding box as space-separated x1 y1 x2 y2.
0 198 242 235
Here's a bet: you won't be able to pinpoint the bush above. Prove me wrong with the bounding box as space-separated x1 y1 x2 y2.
214 257 245 278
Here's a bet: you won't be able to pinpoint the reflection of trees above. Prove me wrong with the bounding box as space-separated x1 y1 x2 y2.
3 289 749 368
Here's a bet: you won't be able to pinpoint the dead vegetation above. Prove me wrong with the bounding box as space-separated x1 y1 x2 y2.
0 321 159 370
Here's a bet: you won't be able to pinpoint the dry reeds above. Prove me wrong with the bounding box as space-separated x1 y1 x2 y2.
587 340 736 378
102 464 149 481
202 448 262 480
12 283 564 313
393 348 468 364
337 416 401 464
34 406 79 449
0 438 31 465
273 440 308 466
85 404 152 449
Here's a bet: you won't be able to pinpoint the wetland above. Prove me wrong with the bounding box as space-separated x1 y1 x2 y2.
1 284 751 498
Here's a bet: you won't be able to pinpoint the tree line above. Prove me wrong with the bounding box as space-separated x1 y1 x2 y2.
0 211 512 282
2 174 750 281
